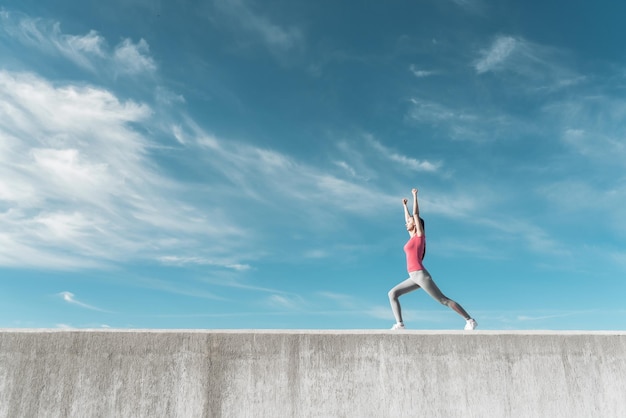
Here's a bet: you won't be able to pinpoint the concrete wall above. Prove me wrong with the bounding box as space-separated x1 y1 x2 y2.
0 330 624 418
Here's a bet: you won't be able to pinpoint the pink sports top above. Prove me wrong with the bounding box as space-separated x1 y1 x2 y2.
404 234 425 272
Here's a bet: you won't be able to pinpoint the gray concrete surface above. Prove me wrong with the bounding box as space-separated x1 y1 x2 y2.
0 330 624 417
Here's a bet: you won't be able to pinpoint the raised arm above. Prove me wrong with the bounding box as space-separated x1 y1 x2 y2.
411 188 424 236
402 198 411 223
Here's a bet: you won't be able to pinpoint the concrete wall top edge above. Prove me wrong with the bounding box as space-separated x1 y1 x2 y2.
1 328 625 335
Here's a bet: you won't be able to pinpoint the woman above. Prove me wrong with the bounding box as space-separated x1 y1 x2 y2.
388 188 478 330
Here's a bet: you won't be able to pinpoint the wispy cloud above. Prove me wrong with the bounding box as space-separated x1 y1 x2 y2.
517 312 580 321
134 277 226 301
474 35 583 90
450 0 485 14
405 97 534 142
303 249 331 259
58 291 111 312
266 294 305 310
513 308 625 324
475 35 517 74
212 0 303 55
544 95 626 163
537 178 626 237
476 217 570 257
409 65 436 78
157 256 251 271
113 38 157 75
175 121 399 218
0 70 245 269
365 135 442 172
407 98 461 123
333 161 359 179
609 250 626 268
536 94 626 238
317 292 358 309
562 128 626 159
0 11 155 76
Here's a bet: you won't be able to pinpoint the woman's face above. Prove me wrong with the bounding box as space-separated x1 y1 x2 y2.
405 218 415 231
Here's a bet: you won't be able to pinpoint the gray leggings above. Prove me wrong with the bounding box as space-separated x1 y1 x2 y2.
388 269 470 323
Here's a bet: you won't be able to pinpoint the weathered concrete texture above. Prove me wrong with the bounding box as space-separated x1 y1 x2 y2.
0 330 624 418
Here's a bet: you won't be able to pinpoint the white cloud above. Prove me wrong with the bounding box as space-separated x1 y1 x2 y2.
405 97 531 142
0 11 156 76
317 292 357 309
155 87 185 106
65 30 106 56
536 95 626 237
134 277 226 301
267 294 302 309
0 70 246 269
515 309 601 322
424 192 480 219
563 128 626 159
365 135 442 172
58 291 110 312
544 94 626 163
537 179 626 237
476 217 570 257
450 0 485 14
113 38 157 75
474 35 583 90
407 98 478 127
333 161 358 178
200 274 300 296
157 256 251 271
475 35 517 74
409 65 435 78
213 0 303 54
609 250 626 268
177 122 399 217
303 249 330 259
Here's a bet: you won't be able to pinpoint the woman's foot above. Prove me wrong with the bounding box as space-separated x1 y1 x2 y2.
464 318 478 330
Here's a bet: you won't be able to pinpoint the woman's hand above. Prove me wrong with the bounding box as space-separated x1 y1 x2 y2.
412 188 418 195
402 198 408 205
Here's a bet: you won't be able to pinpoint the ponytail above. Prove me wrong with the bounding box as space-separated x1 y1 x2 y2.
419 217 426 260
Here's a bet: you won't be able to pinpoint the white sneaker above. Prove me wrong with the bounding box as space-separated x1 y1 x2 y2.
390 323 405 330
464 318 478 330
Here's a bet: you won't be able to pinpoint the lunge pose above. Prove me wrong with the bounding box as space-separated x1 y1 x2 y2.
388 188 478 330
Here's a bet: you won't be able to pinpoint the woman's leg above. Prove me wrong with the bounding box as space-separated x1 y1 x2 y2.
388 278 420 324
409 270 471 320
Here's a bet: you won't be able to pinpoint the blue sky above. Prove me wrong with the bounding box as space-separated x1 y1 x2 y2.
1 0 625 330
